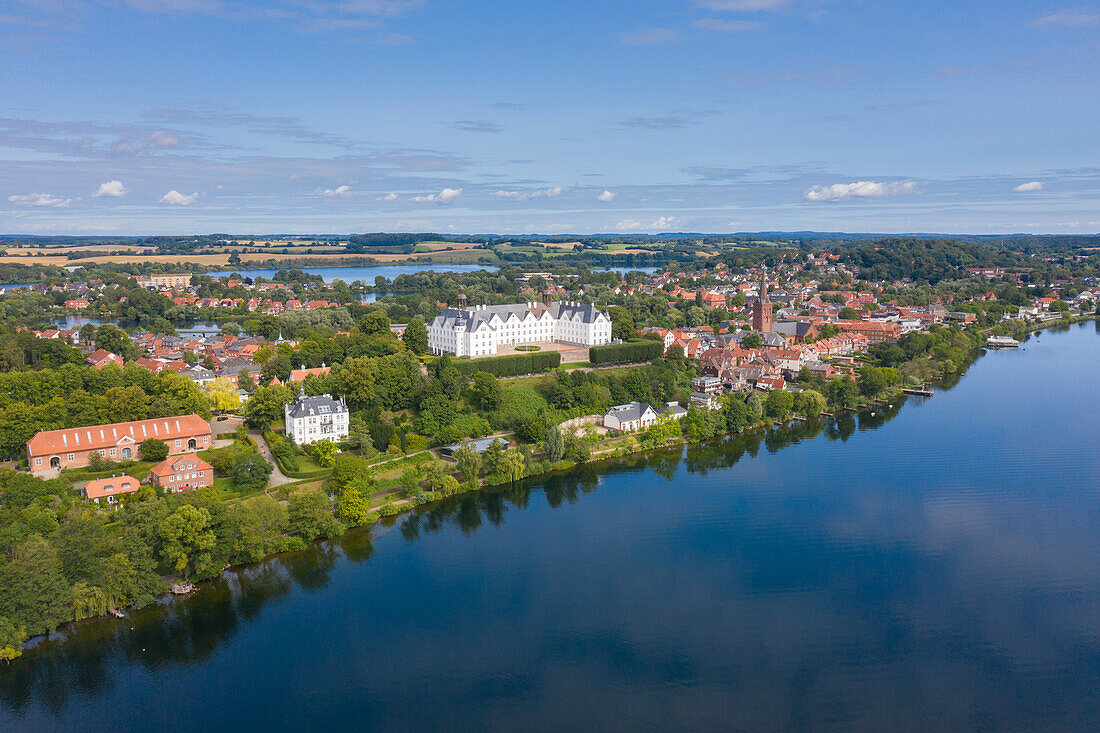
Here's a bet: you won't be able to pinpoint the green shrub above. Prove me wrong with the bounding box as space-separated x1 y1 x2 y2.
589 340 664 365
452 351 561 377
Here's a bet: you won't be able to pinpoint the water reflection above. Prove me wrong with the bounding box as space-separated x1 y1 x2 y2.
0 398 940 714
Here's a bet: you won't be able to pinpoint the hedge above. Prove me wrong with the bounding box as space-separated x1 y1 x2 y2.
588 340 664 365
453 351 561 377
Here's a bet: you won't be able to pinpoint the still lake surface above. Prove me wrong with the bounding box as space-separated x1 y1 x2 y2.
205 263 657 283
2 323 1098 731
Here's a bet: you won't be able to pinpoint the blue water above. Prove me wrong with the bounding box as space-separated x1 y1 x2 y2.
1 323 1098 731
205 264 499 284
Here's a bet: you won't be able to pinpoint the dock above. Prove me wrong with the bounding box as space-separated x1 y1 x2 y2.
902 385 934 397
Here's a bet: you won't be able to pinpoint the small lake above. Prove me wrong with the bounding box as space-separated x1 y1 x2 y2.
1 323 1098 731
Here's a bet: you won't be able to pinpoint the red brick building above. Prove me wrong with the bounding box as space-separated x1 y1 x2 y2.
752 271 773 333
834 320 901 344
86 349 124 369
150 454 215 491
26 415 213 474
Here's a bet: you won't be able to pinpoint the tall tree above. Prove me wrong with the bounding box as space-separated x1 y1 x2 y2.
402 317 428 355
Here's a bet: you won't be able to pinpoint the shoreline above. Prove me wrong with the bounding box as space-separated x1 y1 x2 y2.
13 315 1097 654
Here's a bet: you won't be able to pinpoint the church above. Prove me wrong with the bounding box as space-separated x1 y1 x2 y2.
752 270 773 333
427 290 613 357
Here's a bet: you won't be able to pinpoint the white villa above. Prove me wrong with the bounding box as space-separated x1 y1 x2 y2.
427 291 612 357
603 402 658 432
284 391 350 446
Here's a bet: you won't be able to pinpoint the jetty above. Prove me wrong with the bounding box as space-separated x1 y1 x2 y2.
986 335 1020 349
902 385 934 397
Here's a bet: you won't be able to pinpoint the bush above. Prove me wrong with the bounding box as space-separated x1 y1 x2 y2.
589 340 663 365
452 351 561 377
138 438 169 462
86 452 114 472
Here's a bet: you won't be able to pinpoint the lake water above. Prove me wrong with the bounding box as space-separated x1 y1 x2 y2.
205 264 499 284
206 263 655 284
2 322 1098 731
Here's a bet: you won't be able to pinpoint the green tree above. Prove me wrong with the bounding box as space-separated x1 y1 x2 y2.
471 371 503 410
544 425 565 462
644 411 681 447
741 333 762 349
0 535 73 637
157 504 216 577
0 616 27 661
310 439 338 468
746 391 764 421
338 488 372 525
233 453 274 492
288 490 344 540
359 309 390 335
499 448 527 483
139 438 169 462
795 389 827 417
231 497 292 563
838 306 859 320
237 368 256 393
764 389 794 420
243 384 289 428
402 317 428 355
399 467 421 495
452 442 482 486
610 306 636 341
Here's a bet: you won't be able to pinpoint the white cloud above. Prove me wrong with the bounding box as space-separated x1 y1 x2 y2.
323 185 352 197
804 180 917 202
93 180 128 198
1013 181 1044 192
597 190 617 202
491 186 565 201
695 18 764 32
7 192 71 207
616 216 679 231
413 187 462 203
380 192 398 201
159 189 202 205
1029 8 1100 28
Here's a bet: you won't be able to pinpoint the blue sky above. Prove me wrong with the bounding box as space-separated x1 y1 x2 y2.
0 0 1097 235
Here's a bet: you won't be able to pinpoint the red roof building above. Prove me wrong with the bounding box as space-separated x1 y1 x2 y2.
150 454 215 492
84 474 140 505
86 349 125 369
26 414 212 474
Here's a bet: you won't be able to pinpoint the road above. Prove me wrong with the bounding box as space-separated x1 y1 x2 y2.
250 429 293 487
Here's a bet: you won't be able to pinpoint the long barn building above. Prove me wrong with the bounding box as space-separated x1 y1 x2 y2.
26 415 213 474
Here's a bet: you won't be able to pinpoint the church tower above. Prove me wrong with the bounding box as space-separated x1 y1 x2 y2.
752 269 773 333
456 288 467 310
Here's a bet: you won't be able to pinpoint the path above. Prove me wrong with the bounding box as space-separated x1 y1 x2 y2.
249 429 292 487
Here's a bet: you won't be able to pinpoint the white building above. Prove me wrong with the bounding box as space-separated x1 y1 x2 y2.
603 402 658 432
284 391 349 446
428 292 612 357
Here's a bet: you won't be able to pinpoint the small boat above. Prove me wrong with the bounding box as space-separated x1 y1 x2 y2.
171 582 195 595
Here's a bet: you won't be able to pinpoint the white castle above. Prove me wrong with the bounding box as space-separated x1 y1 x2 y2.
427 290 612 357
